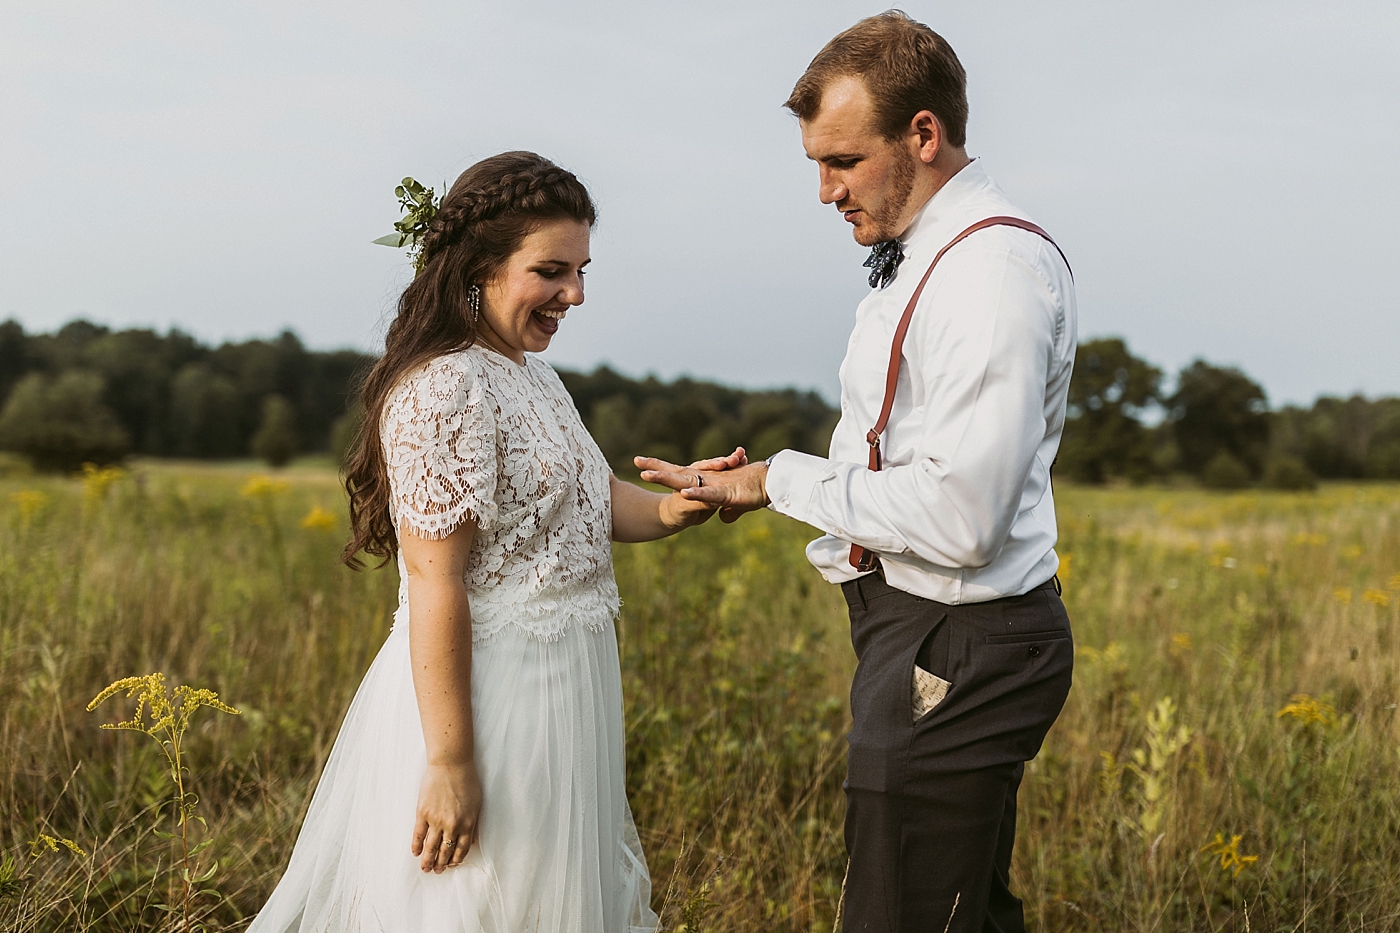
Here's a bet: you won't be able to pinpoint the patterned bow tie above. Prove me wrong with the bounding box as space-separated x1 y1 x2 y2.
863 239 905 289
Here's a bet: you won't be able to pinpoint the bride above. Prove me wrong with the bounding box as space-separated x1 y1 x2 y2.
248 151 739 932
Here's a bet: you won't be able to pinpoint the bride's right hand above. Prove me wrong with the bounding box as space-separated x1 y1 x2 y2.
411 761 483 873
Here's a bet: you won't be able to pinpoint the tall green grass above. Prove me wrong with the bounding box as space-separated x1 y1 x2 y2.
1 464 1397 931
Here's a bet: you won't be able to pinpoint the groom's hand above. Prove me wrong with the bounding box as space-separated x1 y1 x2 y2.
635 455 770 523
685 446 748 473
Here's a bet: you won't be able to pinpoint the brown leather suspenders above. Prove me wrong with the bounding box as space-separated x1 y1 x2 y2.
848 216 1071 573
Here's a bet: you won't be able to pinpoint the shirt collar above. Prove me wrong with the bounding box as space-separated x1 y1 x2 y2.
898 157 989 247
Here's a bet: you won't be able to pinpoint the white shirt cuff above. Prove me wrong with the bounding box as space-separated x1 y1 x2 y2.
765 449 832 520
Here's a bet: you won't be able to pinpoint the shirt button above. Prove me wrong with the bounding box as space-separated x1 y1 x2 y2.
1028 645 1042 658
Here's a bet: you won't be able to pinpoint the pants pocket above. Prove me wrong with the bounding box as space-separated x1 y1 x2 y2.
984 628 1072 646
911 665 952 722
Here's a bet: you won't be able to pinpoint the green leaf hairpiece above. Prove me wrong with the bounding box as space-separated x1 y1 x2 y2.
373 176 442 270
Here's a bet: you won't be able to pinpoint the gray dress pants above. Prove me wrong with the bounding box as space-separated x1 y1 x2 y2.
838 572 1073 933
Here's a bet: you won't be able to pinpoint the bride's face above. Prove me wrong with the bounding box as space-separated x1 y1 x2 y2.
477 218 591 363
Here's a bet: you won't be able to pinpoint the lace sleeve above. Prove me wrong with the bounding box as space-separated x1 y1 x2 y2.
382 354 498 539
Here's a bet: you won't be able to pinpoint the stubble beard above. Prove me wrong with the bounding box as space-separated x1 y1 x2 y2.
852 153 917 247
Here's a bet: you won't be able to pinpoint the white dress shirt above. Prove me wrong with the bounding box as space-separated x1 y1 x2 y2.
766 159 1077 605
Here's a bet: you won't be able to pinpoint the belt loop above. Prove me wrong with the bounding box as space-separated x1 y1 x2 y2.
1052 574 1063 597
855 575 869 610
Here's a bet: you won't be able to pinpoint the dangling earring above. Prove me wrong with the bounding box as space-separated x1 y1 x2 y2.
467 284 481 324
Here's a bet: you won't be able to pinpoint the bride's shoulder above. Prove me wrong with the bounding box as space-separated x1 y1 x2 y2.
385 349 490 417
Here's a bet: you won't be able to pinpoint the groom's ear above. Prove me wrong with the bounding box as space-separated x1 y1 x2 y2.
909 110 942 164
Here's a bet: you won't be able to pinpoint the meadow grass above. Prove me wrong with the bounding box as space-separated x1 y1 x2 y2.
1 463 1398 931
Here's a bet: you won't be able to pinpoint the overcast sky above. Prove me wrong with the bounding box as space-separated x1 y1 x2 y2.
3 1 1397 405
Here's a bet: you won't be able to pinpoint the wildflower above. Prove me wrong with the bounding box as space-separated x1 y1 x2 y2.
1277 694 1338 728
10 489 48 525
1078 642 1124 665
1127 697 1192 838
1388 573 1400 591
1169 633 1192 657
743 523 772 545
241 475 289 498
1058 553 1073 580
80 462 124 506
1202 832 1259 877
88 674 238 931
1098 751 1123 797
88 672 241 735
28 834 86 860
1333 587 1352 605
300 506 338 531
1362 589 1390 608
1341 545 1363 560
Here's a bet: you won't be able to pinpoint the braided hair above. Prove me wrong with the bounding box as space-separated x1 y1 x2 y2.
343 151 596 567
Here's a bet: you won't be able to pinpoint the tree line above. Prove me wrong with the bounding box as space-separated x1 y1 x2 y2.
0 320 371 471
0 320 836 474
1 319 1396 490
1058 337 1400 489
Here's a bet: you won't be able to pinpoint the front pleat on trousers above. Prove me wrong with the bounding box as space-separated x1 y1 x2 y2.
839 573 1073 933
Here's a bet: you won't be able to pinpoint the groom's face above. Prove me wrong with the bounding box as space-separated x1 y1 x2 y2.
800 75 918 247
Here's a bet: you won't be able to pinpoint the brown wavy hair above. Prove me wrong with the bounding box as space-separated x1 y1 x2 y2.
341 151 596 568
784 10 968 148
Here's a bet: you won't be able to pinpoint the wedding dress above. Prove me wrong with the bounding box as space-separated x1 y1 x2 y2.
248 345 657 933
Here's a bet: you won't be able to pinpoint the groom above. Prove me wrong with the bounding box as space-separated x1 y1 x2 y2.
640 12 1076 933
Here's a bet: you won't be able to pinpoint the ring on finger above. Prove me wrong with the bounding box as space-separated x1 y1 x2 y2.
694 473 703 487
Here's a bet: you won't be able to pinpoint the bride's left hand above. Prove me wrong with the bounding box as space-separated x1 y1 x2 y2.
411 761 483 873
640 447 747 532
659 488 719 531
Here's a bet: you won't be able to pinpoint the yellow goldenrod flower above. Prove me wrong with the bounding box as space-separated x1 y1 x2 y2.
1078 642 1124 665
1341 545 1364 560
1202 832 1260 877
1333 587 1353 605
1058 553 1072 581
87 673 238 925
241 475 290 498
10 489 49 524
1388 573 1400 592
80 462 125 506
300 505 338 531
1276 693 1338 728
1362 589 1390 608
28 833 86 860
88 672 241 734
1169 633 1193 656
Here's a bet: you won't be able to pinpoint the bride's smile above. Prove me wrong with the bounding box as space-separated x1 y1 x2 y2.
476 218 590 362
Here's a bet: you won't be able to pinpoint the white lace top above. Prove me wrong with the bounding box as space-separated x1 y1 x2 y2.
382 346 619 644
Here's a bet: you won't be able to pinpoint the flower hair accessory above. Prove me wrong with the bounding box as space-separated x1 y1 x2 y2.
372 177 442 271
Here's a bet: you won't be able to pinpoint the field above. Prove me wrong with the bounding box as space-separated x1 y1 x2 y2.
1 463 1399 931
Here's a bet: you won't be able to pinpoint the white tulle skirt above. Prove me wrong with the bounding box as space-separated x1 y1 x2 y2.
247 613 657 933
